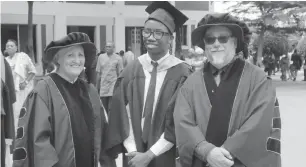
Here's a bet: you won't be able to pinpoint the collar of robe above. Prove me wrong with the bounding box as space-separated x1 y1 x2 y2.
55 72 78 84
138 52 184 72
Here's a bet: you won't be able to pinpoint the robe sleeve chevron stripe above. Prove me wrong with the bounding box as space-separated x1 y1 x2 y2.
266 98 281 154
13 92 58 167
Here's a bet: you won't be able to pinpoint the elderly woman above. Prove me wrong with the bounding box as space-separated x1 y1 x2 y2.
13 32 107 167
4 39 36 130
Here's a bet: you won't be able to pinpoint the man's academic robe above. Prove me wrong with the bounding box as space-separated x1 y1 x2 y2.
12 76 106 167
174 60 281 167
105 58 192 167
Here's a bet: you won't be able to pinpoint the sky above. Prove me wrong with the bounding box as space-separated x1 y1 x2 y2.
213 1 236 13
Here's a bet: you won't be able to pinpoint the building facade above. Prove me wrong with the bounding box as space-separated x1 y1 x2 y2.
1 1 214 75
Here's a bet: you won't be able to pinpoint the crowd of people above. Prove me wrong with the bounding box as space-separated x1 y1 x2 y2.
1 1 285 167
244 47 305 82
260 48 305 81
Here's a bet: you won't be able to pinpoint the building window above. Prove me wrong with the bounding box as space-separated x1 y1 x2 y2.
1 24 37 63
125 1 152 6
125 27 146 57
67 26 95 43
181 25 187 46
100 26 106 52
175 1 209 11
66 1 105 4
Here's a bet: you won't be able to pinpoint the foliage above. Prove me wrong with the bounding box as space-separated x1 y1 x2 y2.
227 1 306 62
252 32 289 57
228 1 306 32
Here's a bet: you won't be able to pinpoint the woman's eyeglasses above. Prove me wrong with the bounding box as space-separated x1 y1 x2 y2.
142 29 171 40
203 35 232 45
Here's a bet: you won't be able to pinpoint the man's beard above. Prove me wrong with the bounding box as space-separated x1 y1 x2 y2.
206 49 235 69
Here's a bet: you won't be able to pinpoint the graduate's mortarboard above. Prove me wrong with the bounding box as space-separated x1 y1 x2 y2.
145 1 188 34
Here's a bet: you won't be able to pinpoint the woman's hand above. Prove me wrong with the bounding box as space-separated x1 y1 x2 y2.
19 81 28 90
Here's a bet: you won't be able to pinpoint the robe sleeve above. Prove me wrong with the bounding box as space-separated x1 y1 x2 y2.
174 86 213 167
123 106 137 153
164 66 193 144
223 77 278 167
13 92 58 167
105 75 130 158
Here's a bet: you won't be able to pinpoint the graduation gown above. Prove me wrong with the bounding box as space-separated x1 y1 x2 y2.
105 56 192 167
174 60 281 167
1 56 16 167
1 57 16 140
12 76 107 167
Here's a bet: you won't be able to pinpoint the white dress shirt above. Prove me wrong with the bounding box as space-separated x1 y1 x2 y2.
123 52 183 156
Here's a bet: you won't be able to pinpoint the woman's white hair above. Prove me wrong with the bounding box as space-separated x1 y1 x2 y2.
51 53 60 72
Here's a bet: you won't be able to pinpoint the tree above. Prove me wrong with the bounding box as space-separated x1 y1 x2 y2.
27 1 35 62
228 1 306 62
252 32 289 58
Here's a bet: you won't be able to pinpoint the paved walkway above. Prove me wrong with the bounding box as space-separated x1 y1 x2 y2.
272 72 306 167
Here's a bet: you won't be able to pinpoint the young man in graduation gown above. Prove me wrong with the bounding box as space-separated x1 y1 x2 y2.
105 2 192 167
174 13 281 167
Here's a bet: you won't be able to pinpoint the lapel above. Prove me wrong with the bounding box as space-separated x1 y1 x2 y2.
227 61 247 136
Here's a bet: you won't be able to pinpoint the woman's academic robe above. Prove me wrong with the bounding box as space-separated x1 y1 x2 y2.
12 76 107 167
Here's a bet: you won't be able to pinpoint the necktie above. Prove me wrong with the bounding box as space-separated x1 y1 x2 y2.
142 61 158 143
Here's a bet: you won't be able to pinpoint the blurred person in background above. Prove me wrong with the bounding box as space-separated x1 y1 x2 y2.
263 48 275 77
303 57 306 81
4 39 36 131
290 49 302 81
119 50 125 66
96 42 123 114
193 47 206 71
280 54 290 81
185 48 195 70
124 46 135 67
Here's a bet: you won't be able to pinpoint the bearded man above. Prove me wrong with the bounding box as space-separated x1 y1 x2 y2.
174 13 281 167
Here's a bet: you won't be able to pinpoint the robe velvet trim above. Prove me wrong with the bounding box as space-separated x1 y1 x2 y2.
174 61 281 167
204 59 245 148
105 59 192 167
13 76 103 167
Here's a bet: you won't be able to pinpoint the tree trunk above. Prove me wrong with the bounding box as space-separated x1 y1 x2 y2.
256 26 265 65
175 28 182 59
27 1 35 62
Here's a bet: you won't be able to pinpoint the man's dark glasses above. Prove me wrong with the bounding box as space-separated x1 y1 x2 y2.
204 35 232 45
